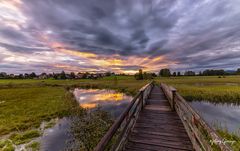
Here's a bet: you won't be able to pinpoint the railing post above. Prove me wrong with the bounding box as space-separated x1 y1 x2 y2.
141 90 144 110
171 88 177 111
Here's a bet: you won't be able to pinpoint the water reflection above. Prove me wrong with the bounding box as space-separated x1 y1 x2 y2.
73 89 132 118
190 101 240 133
40 89 132 151
40 118 71 151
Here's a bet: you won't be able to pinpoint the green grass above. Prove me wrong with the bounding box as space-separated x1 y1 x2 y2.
44 120 57 129
1 75 240 136
67 109 114 150
1 75 240 150
9 130 40 145
216 129 240 151
0 87 77 135
26 141 40 151
156 75 240 85
156 76 240 103
0 76 148 136
0 139 14 151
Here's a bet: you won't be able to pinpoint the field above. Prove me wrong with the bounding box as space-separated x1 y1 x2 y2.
1 75 240 135
0 75 240 150
0 87 76 135
0 76 149 136
156 76 240 103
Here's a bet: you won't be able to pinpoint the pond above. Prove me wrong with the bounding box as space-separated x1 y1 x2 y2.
190 101 240 134
40 89 132 151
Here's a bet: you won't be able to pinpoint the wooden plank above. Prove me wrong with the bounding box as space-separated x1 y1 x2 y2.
127 139 193 150
123 85 194 151
130 133 193 144
131 129 191 139
125 143 186 151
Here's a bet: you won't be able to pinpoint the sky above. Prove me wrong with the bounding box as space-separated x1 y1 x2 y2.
0 0 240 74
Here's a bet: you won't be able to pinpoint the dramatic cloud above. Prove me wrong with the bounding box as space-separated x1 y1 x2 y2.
0 0 240 74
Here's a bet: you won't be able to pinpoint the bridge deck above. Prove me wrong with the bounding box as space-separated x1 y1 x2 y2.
123 85 193 151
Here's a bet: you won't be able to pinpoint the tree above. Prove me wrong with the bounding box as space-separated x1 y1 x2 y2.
60 71 66 79
184 71 195 76
24 73 29 78
18 74 24 79
105 72 112 76
237 68 240 75
0 72 7 79
29 72 37 78
134 69 144 80
70 72 76 79
177 72 181 76
151 73 157 77
172 72 176 76
159 68 171 77
138 69 143 80
202 69 225 76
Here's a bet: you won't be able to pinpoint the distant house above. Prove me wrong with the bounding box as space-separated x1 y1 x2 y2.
76 73 85 79
9 74 15 78
39 73 48 79
0 72 7 78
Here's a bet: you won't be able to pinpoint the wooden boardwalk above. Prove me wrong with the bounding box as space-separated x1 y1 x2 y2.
124 85 193 151
94 82 232 151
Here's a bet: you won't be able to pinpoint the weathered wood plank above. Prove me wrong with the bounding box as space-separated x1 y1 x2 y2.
131 129 191 139
125 141 192 151
130 133 193 144
123 85 193 151
127 139 193 150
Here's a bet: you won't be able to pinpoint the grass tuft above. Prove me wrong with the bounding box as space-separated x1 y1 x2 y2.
0 139 14 151
9 130 41 145
26 141 40 151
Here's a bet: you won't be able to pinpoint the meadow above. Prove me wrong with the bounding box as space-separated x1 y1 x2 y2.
155 76 240 103
0 75 240 150
1 75 240 135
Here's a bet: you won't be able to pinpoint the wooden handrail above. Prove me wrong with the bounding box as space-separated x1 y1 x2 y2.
94 81 154 151
160 83 232 151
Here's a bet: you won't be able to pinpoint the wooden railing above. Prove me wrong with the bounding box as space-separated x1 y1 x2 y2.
161 83 232 151
94 82 154 151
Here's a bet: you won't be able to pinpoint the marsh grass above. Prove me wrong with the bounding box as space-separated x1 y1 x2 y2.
1 76 240 136
9 130 41 145
211 122 240 150
44 120 57 129
66 108 114 150
0 139 14 151
217 130 240 151
0 87 78 135
1 75 240 150
171 85 240 103
26 141 40 151
155 76 240 104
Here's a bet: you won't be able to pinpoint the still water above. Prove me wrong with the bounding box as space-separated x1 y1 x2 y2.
40 89 132 151
190 101 240 133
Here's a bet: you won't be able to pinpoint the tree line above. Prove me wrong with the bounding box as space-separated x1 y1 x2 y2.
0 71 115 79
159 68 240 77
1 68 240 80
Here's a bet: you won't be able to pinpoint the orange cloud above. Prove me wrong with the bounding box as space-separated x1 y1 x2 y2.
57 48 97 58
37 32 174 74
